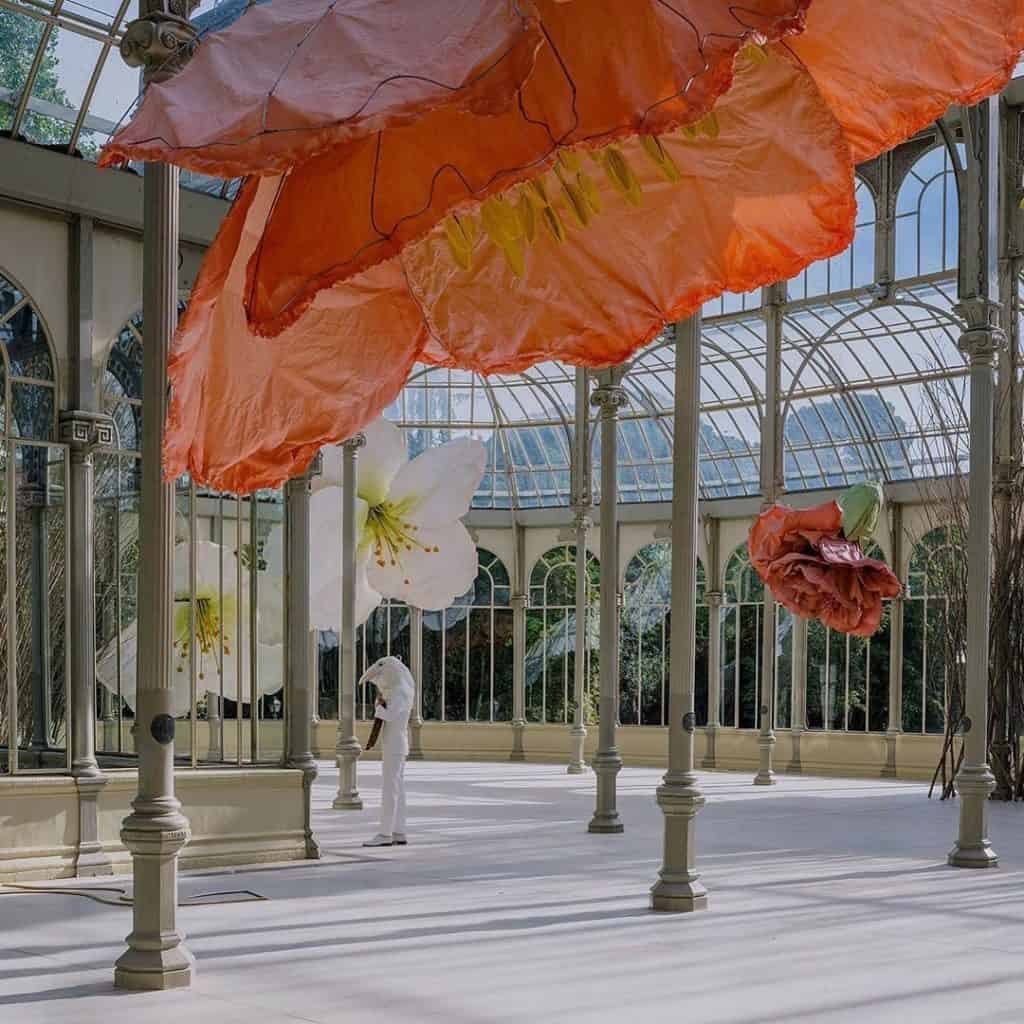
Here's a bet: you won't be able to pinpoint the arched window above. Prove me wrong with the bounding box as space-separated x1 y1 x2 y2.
526 545 600 724
102 311 144 453
903 526 956 734
806 542 892 732
789 178 877 301
0 269 65 774
94 314 144 748
422 548 513 722
895 145 962 279
620 542 708 726
722 544 793 729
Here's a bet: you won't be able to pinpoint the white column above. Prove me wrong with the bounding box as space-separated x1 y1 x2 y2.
334 435 365 810
568 368 592 773
568 511 591 773
61 411 116 876
949 98 1000 868
510 523 528 761
408 607 425 760
651 314 707 912
788 615 808 774
283 463 320 858
755 284 784 786
883 502 904 778
702 517 722 770
114 3 198 991
588 370 626 833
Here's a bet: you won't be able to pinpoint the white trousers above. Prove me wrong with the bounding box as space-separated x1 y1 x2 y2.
380 752 407 837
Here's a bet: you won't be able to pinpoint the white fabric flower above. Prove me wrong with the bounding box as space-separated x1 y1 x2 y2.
96 540 284 717
271 418 485 629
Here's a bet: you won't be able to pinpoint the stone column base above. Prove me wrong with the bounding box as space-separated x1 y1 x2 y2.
880 730 899 778
787 728 803 775
948 765 999 868
333 741 363 810
754 731 777 786
650 771 707 913
510 720 526 762
700 725 718 770
75 775 113 877
588 750 624 833
567 724 587 774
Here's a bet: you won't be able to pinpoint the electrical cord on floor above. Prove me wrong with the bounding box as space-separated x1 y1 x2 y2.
0 882 266 907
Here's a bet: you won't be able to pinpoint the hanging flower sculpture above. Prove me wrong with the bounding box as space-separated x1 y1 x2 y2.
749 484 901 638
96 540 284 716
100 1 1024 493
265 418 486 628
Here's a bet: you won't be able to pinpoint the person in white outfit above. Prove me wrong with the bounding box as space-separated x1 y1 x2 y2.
360 655 415 848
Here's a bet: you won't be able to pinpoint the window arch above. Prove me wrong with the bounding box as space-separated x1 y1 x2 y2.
0 269 66 774
722 544 793 729
902 526 957 734
0 269 58 441
620 542 708 727
806 541 892 732
526 544 600 724
895 145 962 279
422 548 513 722
789 177 877 301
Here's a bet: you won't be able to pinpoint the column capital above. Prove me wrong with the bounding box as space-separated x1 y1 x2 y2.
60 410 116 451
342 432 367 453
510 593 529 611
957 323 1006 366
121 1 200 82
572 510 593 533
590 383 628 413
704 589 724 608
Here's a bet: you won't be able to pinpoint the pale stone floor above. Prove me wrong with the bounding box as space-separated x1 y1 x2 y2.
3 762 1024 1024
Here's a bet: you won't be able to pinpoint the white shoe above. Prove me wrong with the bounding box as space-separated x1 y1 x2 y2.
393 833 408 846
362 834 393 847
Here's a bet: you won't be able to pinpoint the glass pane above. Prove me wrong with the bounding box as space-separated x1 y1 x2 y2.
925 601 947 733
444 608 467 721
807 619 826 730
0 444 7 771
902 599 924 732
525 608 544 723
775 608 792 729
422 612 442 720
11 383 55 440
493 608 513 722
468 608 490 721
721 606 737 727
738 605 759 729
868 605 891 733
0 10 44 134
2 299 53 379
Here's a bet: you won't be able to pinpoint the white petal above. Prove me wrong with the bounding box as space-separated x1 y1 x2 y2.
357 418 407 506
313 444 344 493
388 438 485 527
354 560 383 627
366 521 477 609
309 485 343 630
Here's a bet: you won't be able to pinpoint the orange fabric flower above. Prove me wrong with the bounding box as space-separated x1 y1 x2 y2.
99 0 1024 492
749 501 902 638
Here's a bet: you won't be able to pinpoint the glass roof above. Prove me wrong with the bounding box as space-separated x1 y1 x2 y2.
0 5 1004 509
0 0 245 196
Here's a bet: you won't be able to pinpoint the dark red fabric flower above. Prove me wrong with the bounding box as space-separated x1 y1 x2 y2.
749 500 901 638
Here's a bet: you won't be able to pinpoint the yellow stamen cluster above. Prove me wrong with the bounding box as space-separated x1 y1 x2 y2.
365 498 439 571
173 593 233 680
442 107 727 276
